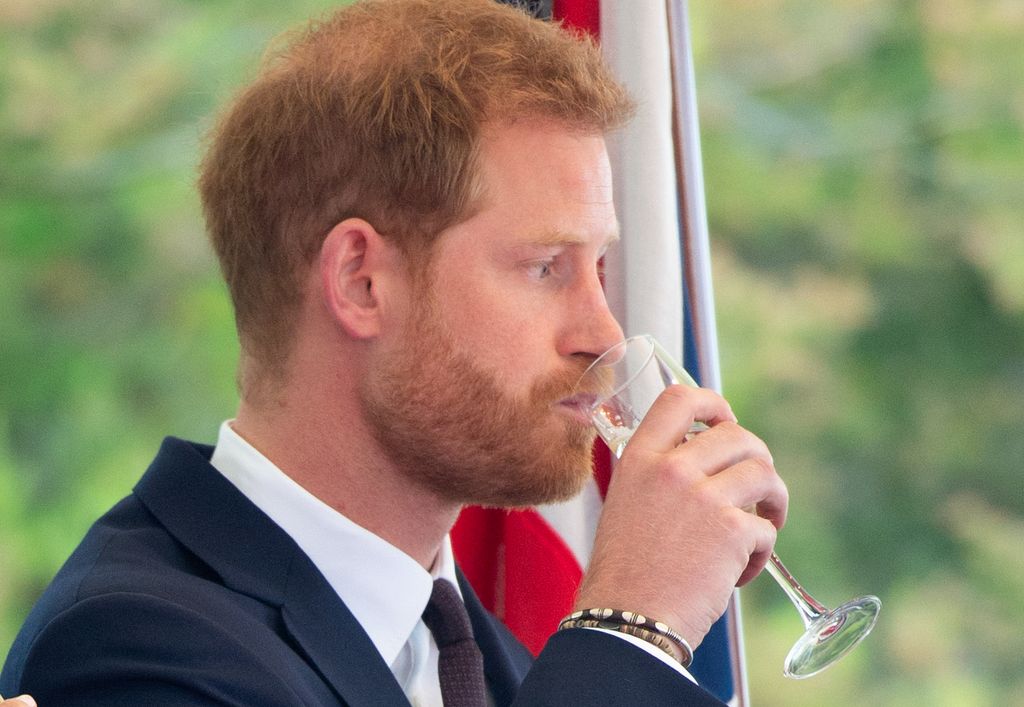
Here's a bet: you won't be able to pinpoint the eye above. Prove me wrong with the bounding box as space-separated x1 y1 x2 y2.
527 259 554 280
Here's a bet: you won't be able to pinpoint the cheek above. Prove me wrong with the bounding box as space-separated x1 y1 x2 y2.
439 286 554 388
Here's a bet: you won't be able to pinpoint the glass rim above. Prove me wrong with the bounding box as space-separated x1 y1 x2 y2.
575 334 658 404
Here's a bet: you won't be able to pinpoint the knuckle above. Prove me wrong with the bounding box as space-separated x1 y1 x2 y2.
749 454 776 480
687 478 720 507
716 421 771 455
660 384 695 406
717 506 749 538
749 432 772 459
651 454 695 490
705 419 737 438
733 424 770 454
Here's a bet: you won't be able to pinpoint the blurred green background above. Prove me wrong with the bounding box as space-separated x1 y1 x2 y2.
2 1 1022 705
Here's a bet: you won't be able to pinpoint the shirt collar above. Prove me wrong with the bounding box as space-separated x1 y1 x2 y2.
209 420 460 667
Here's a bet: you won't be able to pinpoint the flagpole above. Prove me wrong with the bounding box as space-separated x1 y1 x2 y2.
666 0 721 393
665 1 750 704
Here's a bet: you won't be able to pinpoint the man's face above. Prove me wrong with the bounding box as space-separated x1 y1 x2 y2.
362 120 624 507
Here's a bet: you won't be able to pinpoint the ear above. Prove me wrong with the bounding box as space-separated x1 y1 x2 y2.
319 218 403 340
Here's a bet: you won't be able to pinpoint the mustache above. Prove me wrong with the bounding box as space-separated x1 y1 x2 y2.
530 360 613 405
530 363 592 403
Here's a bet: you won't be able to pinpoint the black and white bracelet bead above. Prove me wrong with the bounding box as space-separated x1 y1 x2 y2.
557 608 694 668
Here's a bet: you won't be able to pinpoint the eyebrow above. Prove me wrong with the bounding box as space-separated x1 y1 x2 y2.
527 226 621 249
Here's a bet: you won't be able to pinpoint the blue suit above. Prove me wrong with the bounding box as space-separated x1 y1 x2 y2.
1 437 724 705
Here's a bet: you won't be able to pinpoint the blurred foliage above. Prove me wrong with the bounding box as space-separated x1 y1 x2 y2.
2 1 1022 705
694 0 1024 704
0 0 334 654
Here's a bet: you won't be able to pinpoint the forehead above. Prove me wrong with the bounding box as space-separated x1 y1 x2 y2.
460 119 619 246
479 119 613 196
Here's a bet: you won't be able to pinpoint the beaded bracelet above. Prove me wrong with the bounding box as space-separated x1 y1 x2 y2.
557 608 694 668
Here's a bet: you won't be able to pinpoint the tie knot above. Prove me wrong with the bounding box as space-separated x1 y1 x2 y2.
422 579 474 648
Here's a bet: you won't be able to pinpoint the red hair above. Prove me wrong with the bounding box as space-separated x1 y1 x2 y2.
199 0 633 381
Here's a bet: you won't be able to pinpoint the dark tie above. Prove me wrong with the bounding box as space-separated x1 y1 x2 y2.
421 579 487 707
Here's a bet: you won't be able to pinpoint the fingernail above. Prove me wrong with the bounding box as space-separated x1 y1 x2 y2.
15 696 37 707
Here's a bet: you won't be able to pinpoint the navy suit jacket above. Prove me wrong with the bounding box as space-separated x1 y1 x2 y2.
1 437 724 705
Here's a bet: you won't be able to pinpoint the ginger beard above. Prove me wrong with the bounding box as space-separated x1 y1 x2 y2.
360 286 597 508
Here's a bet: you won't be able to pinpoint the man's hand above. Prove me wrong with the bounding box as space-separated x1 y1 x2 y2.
575 384 789 650
0 695 37 707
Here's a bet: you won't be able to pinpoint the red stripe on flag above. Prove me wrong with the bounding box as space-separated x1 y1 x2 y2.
450 505 504 611
500 509 583 654
552 0 599 37
451 506 582 655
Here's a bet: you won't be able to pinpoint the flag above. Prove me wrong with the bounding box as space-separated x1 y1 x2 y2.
453 2 746 703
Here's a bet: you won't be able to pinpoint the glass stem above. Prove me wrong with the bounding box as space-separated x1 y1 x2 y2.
765 552 829 628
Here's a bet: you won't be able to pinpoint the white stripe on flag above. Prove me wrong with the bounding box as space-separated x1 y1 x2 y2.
600 1 685 362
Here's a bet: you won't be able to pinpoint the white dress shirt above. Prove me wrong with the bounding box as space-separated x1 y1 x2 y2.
210 421 453 706
209 420 694 705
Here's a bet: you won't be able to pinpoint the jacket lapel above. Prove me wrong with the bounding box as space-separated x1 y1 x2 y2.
135 437 410 707
281 550 410 706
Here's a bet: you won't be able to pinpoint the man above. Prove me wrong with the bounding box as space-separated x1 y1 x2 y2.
1 1 786 704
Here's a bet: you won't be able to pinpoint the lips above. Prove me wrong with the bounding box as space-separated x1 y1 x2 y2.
556 393 599 425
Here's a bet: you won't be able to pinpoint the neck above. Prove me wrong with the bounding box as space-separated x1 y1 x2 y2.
232 367 461 570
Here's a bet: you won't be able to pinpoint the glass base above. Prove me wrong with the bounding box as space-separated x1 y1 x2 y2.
783 595 881 679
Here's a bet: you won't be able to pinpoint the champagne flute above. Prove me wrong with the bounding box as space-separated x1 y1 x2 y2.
576 334 880 679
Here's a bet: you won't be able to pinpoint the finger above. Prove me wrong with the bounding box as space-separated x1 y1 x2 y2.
731 512 779 587
628 385 736 454
673 420 773 480
705 454 789 531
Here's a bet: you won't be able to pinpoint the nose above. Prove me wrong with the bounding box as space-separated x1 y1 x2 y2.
560 269 625 362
